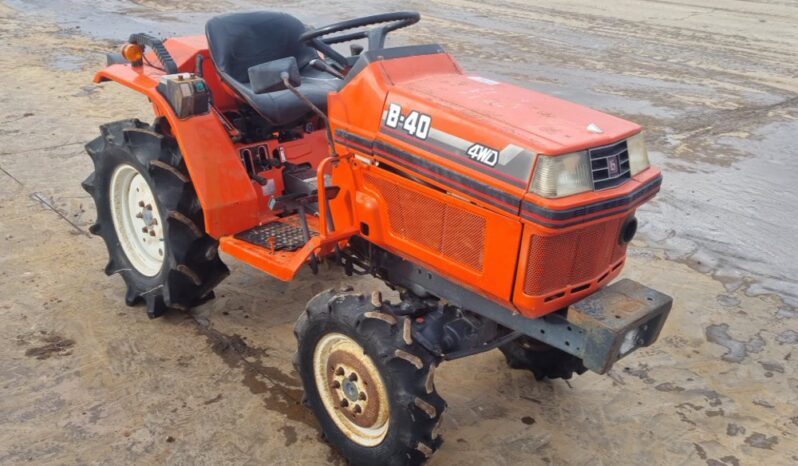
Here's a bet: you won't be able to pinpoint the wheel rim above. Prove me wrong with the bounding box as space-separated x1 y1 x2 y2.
313 332 390 446
109 164 165 277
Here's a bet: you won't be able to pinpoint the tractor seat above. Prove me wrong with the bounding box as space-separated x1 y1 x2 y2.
206 12 341 128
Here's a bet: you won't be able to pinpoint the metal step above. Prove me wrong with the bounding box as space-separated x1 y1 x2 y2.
235 221 317 252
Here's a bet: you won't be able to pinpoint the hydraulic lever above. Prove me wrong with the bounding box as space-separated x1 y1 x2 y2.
309 59 344 79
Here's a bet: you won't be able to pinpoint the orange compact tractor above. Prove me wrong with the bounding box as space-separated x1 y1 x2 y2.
83 11 672 465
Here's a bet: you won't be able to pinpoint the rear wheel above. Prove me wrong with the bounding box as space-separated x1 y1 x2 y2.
294 289 446 466
499 336 587 380
82 119 229 318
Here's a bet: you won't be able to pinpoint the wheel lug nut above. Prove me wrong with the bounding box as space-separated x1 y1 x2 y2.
135 212 144 219
145 204 153 210
141 227 148 233
138 201 145 207
335 367 344 376
359 392 366 401
149 230 156 237
353 404 362 414
348 373 358 382
331 380 340 389
340 399 349 408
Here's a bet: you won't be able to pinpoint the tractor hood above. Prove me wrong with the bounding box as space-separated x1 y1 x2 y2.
375 69 642 196
396 73 641 156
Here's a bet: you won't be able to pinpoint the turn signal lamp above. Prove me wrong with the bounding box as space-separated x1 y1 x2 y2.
120 43 144 64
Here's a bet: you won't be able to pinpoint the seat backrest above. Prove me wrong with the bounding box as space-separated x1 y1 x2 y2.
206 11 319 84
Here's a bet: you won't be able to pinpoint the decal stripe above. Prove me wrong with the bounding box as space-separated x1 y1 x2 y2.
380 126 528 187
372 143 521 212
334 130 521 213
521 176 663 221
520 189 659 228
335 130 661 229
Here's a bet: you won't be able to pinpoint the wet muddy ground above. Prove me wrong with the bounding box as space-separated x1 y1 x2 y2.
1 1 796 464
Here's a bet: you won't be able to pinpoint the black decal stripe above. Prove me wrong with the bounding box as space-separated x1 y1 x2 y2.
521 189 659 228
334 136 372 155
380 126 528 188
335 129 374 150
522 176 662 221
334 135 516 213
336 129 522 213
372 143 520 213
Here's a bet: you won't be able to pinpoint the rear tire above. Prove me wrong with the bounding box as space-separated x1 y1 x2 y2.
499 336 588 381
294 289 446 466
82 118 229 318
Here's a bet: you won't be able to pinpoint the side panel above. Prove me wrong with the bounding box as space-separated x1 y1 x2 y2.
354 161 522 305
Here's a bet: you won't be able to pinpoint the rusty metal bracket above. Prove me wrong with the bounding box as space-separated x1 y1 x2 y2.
568 278 672 373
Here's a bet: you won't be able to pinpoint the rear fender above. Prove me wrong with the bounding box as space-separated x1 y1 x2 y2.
94 65 259 237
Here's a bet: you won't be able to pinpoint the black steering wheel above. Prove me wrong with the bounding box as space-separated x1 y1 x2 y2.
299 12 420 68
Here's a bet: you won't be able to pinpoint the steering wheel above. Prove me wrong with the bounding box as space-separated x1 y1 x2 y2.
299 12 420 68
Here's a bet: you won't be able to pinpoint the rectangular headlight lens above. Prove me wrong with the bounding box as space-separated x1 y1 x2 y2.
530 151 593 198
627 131 650 176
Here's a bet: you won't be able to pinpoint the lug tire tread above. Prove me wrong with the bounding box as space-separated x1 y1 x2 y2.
294 289 447 466
83 118 228 318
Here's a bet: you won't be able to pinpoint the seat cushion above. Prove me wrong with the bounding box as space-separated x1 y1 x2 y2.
206 11 342 128
206 11 319 84
227 75 341 127
248 57 301 94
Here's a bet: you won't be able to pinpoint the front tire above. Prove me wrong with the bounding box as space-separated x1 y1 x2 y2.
82 119 228 318
294 290 446 466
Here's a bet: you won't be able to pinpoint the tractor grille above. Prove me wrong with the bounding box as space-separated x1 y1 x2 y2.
590 140 631 191
523 217 627 297
365 174 486 272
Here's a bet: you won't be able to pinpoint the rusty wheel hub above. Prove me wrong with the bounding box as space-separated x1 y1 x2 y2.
313 333 390 446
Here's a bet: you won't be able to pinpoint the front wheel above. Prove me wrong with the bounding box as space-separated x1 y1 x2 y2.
294 290 446 466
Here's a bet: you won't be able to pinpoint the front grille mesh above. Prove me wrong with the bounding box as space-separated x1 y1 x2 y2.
590 140 631 190
523 217 626 296
366 174 486 272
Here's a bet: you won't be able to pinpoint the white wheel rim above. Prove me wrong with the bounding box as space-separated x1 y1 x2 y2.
313 332 390 446
109 164 165 277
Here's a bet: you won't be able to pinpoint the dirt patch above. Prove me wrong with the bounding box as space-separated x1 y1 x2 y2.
278 425 298 446
18 331 75 360
744 432 779 450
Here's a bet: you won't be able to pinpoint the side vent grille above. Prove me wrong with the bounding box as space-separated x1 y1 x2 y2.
366 174 486 272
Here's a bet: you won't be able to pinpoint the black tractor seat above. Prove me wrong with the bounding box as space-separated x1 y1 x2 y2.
206 11 342 129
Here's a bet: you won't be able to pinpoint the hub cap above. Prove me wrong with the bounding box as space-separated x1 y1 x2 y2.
313 333 390 446
109 164 165 277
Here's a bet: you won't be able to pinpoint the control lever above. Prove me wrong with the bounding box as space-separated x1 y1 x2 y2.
350 44 364 56
309 59 344 79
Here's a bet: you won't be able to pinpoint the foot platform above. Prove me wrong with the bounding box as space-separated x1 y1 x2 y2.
235 220 317 252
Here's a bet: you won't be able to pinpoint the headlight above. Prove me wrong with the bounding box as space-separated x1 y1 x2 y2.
627 131 650 176
530 151 592 198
